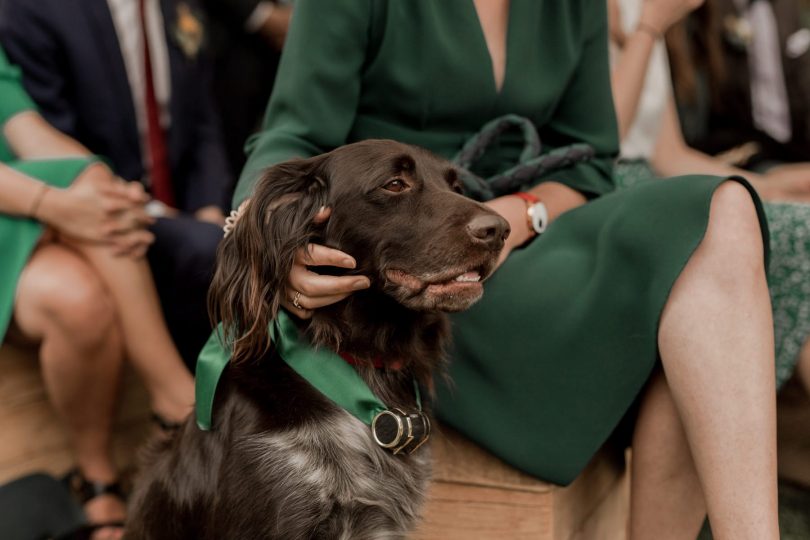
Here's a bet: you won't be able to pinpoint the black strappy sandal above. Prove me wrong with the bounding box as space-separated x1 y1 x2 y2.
57 468 126 540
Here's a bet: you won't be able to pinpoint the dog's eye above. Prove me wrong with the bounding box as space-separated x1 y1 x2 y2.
382 178 409 193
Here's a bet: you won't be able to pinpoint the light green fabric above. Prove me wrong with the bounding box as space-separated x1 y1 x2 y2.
196 311 419 431
225 0 769 485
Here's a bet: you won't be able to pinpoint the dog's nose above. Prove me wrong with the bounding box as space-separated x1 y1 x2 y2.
466 213 510 250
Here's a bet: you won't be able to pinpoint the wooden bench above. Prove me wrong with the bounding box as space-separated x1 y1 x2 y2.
0 341 630 537
416 428 628 539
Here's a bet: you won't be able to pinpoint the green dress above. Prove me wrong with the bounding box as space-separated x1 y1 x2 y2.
233 0 769 485
0 48 97 342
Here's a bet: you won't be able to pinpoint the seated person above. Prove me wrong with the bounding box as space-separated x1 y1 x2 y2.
0 0 232 365
209 1 780 536
609 0 810 399
0 47 193 539
672 0 810 169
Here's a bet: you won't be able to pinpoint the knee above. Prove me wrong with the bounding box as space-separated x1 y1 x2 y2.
31 251 118 347
707 181 765 268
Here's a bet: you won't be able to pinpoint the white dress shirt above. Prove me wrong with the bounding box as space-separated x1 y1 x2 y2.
106 0 172 170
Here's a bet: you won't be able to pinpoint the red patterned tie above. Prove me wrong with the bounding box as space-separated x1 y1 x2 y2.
139 0 175 207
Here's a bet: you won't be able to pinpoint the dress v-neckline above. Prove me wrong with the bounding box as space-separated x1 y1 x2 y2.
469 0 514 97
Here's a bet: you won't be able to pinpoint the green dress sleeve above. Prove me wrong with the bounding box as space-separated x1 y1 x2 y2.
533 0 618 198
233 0 371 205
0 47 35 128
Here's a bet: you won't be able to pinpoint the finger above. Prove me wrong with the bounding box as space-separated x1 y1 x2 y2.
127 241 151 259
97 181 134 200
123 206 156 227
112 230 154 257
105 207 155 233
293 291 355 310
297 243 356 268
102 220 134 237
124 180 150 202
289 271 370 298
311 206 332 225
100 196 137 214
280 296 315 320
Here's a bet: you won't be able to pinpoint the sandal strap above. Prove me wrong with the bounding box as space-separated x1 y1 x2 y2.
64 468 125 504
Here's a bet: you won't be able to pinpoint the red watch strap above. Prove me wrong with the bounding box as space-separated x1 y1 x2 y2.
513 191 540 205
513 191 540 238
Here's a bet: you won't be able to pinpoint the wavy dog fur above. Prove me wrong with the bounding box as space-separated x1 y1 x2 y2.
126 140 508 539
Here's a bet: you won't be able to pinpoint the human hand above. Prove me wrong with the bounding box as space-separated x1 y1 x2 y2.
640 0 704 36
281 207 371 319
37 163 155 257
753 167 810 203
194 205 226 226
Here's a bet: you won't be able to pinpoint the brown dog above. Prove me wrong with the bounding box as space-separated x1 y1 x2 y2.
126 140 509 539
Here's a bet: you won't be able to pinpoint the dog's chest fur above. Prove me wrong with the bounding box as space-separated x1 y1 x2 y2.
226 357 432 538
236 406 431 539
127 356 433 540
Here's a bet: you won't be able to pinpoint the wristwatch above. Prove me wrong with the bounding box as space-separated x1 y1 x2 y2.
513 192 548 236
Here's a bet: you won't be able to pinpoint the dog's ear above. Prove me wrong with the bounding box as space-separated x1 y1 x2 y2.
209 154 330 364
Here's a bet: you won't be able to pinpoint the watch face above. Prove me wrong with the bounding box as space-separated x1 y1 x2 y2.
529 202 548 234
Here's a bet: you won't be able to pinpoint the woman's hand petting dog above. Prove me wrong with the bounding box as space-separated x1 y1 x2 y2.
282 206 371 319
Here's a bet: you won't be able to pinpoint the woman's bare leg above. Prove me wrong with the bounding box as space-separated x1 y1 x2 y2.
635 181 778 539
630 369 706 538
65 240 194 423
13 244 125 537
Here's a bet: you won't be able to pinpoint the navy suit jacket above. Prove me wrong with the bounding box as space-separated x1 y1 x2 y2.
0 0 231 212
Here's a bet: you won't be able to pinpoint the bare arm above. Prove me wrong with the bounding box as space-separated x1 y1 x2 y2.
609 0 705 138
651 97 810 202
651 98 755 179
611 30 658 139
0 161 57 217
0 112 154 255
3 110 89 159
487 182 586 263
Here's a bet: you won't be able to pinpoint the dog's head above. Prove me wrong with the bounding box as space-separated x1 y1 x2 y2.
211 139 509 364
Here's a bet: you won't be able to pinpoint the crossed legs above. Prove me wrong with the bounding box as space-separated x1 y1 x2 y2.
11 234 196 537
631 181 778 539
13 243 126 538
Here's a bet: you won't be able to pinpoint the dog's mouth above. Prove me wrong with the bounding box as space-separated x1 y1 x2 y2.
384 262 493 311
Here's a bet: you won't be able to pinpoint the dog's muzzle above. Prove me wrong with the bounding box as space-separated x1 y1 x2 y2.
372 408 431 455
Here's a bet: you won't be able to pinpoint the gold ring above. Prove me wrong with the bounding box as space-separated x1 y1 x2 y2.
292 291 303 310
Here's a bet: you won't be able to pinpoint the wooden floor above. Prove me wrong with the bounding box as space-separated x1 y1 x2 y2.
0 342 152 485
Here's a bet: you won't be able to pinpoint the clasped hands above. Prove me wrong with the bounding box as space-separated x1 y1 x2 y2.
38 163 228 258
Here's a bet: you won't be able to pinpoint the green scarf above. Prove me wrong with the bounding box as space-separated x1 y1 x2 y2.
195 310 421 431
